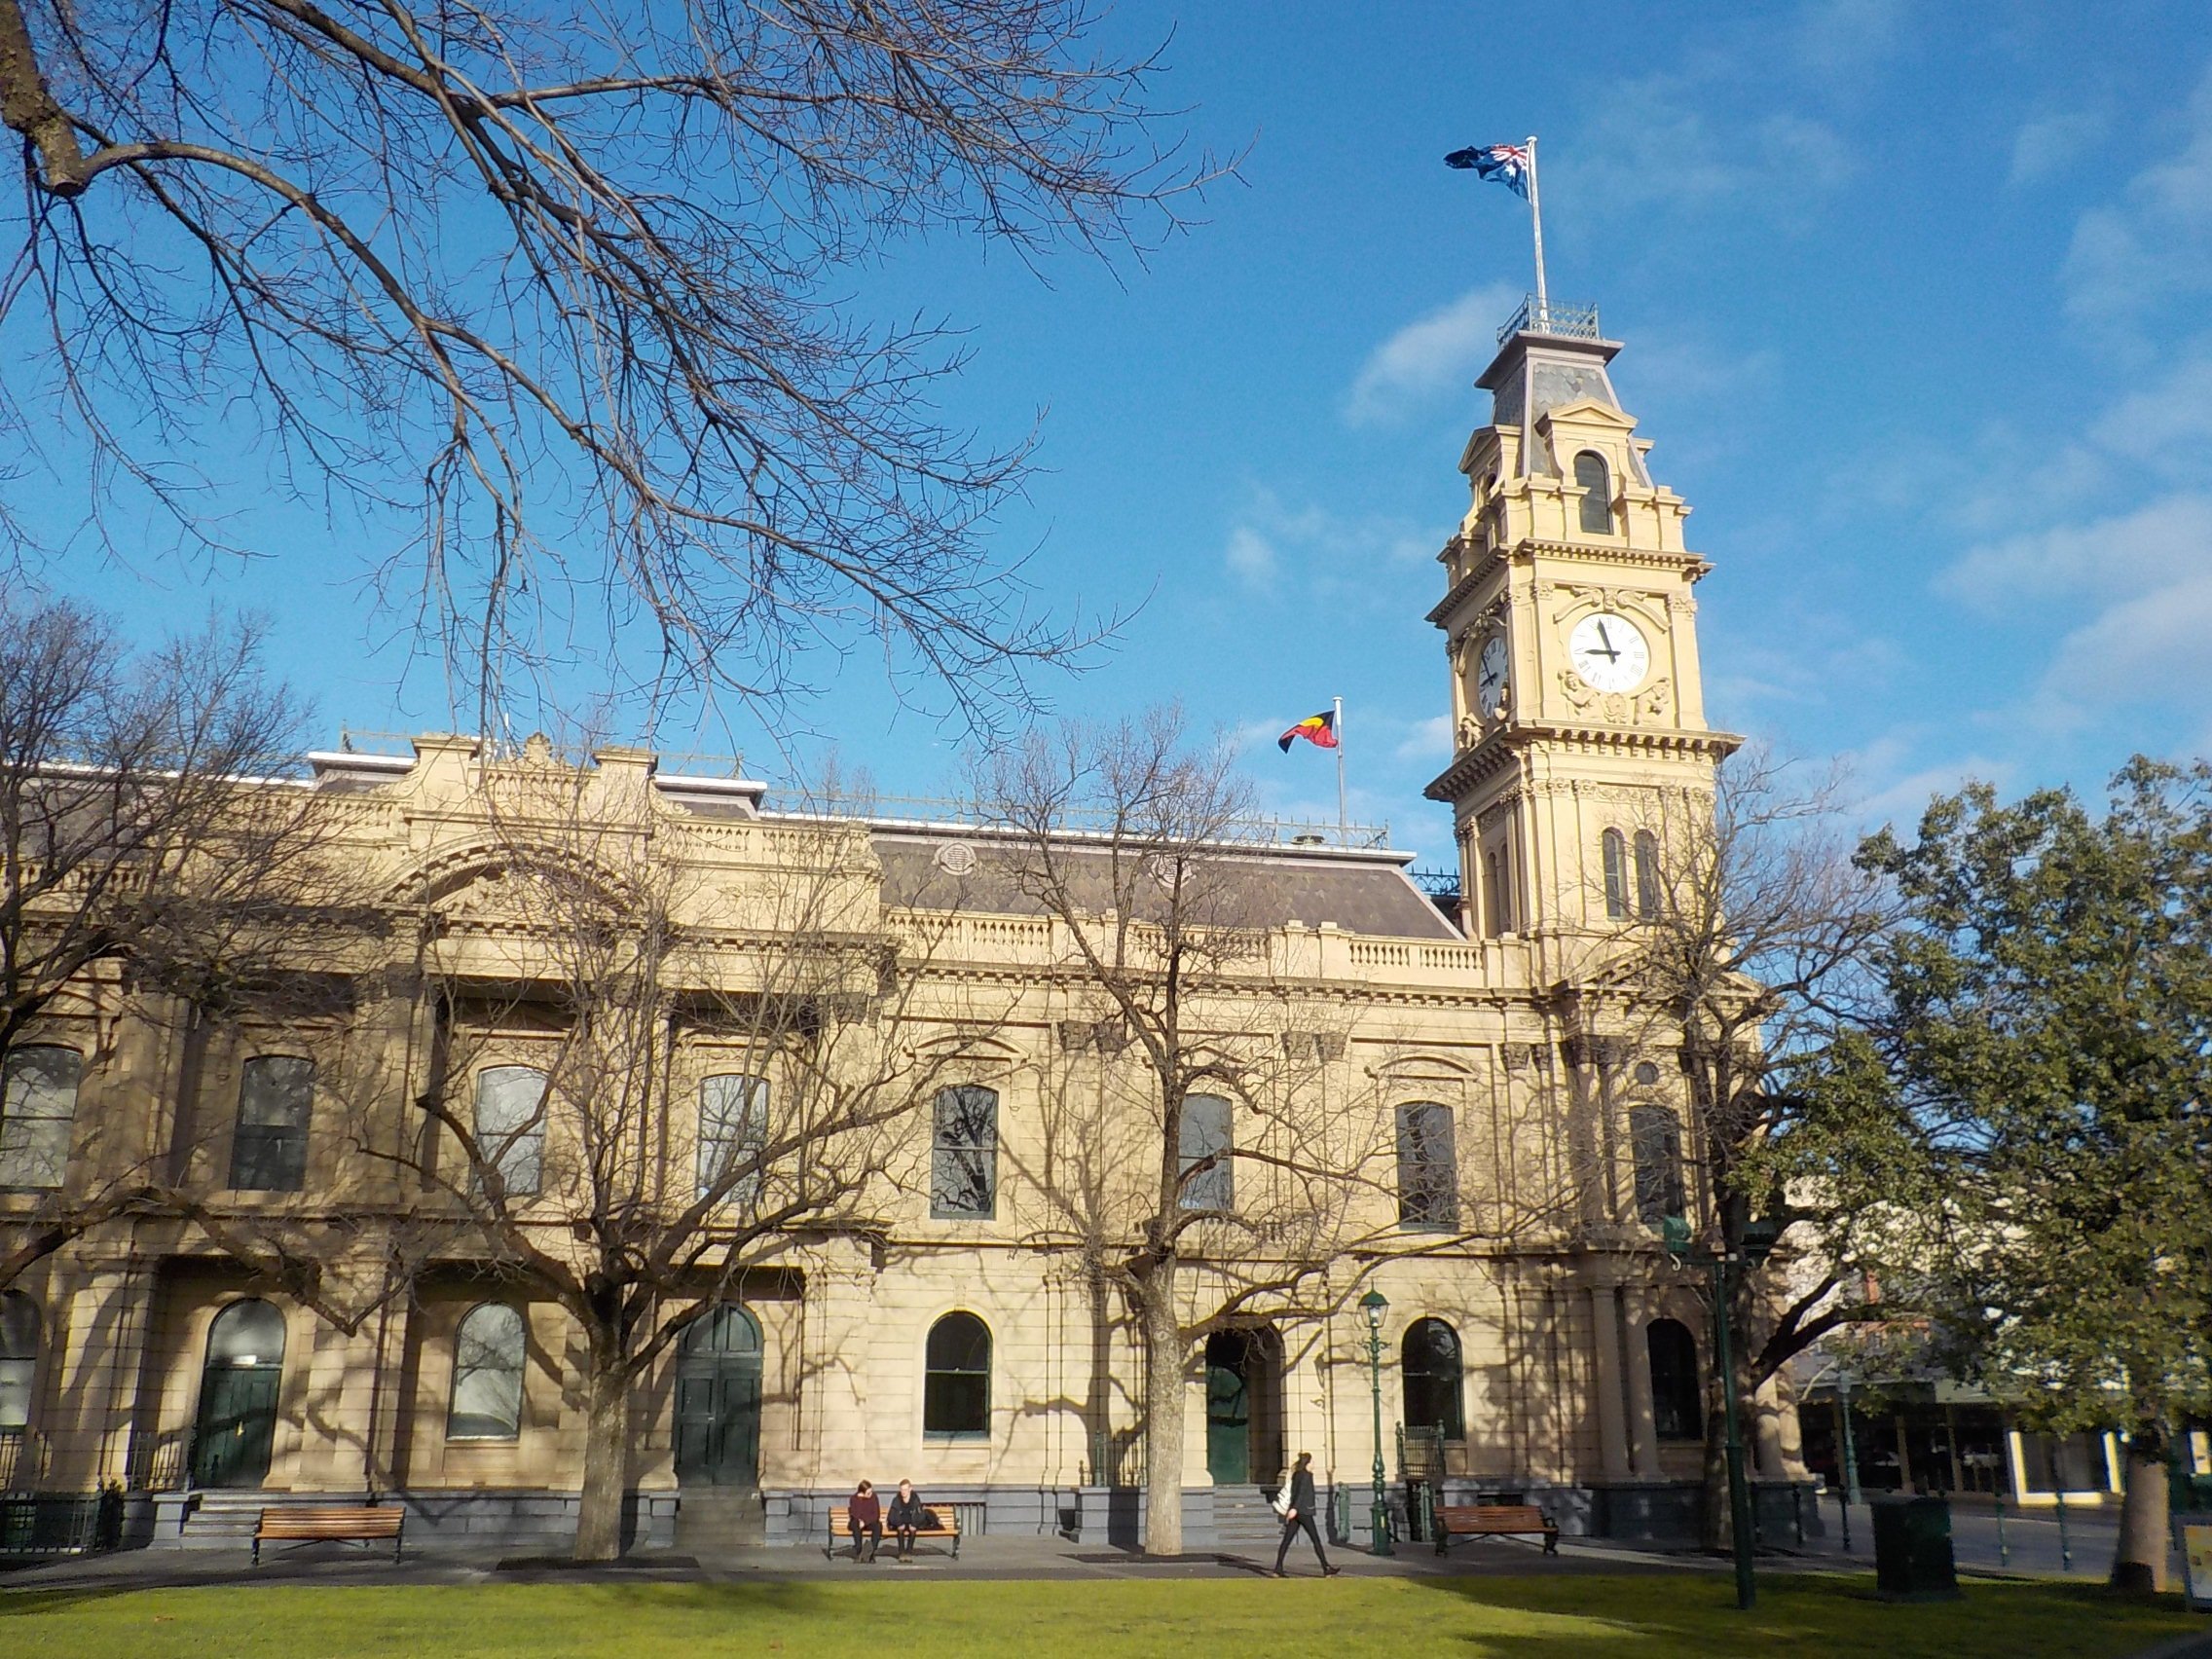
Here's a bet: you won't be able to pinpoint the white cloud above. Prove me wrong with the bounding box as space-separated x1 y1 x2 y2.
2009 110 2109 187
2062 64 2212 338
1345 283 1519 427
1567 77 1856 221
1393 714 1453 763
1224 525 1276 587
1219 486 1447 599
1792 0 1906 77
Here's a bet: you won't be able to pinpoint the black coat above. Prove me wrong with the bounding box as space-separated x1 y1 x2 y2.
1285 1467 1317 1515
887 1493 931 1530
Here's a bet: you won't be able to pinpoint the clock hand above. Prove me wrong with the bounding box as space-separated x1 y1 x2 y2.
1593 623 1620 660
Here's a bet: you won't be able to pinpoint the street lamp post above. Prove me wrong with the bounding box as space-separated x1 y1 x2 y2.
1834 1369 1860 1555
1359 1289 1394 1557
1663 1215 1776 1612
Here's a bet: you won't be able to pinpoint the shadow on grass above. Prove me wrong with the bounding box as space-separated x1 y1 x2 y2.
1400 1568 2194 1659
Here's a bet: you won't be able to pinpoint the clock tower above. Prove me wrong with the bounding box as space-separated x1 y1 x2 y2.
1424 300 1741 939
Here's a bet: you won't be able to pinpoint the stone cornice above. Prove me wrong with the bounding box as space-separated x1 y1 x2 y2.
1424 723 1744 801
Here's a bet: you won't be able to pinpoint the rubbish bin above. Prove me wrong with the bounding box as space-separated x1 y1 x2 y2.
1870 1494 1960 1601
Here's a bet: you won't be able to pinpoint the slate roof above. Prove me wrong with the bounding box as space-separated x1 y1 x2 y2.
870 829 1460 942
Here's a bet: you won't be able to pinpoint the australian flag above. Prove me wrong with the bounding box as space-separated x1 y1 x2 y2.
1445 142 1530 199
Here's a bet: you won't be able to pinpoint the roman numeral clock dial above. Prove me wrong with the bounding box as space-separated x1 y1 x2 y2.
1567 611 1650 693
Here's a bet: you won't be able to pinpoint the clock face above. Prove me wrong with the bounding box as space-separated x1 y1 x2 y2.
1476 635 1509 717
1567 612 1650 693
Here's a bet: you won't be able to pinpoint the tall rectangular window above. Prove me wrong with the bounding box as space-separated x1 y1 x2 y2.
1395 1102 1458 1231
1177 1094 1234 1212
698 1074 768 1203
930 1085 998 1219
473 1066 547 1197
1629 1106 1686 1229
0 1047 82 1190
229 1055 314 1193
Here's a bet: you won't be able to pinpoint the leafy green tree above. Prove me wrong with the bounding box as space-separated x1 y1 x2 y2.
1860 758 2212 1594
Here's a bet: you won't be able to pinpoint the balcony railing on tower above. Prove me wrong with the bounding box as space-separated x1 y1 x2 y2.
1496 296 1602 344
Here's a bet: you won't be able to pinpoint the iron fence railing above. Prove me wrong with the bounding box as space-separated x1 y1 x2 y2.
0 1489 123 1556
0 1430 46 1493
1496 296 1603 344
125 1425 195 1492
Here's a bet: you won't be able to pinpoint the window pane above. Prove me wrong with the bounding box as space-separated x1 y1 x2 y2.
924 1312 990 1436
1396 1103 1458 1230
931 1088 997 1219
1178 1094 1234 1212
207 1300 287 1367
1575 452 1611 533
698 1075 767 1202
1602 830 1629 920
0 1047 81 1190
1401 1317 1464 1438
0 1294 36 1432
449 1304 527 1440
232 1056 313 1192
1629 1107 1685 1229
1649 1319 1700 1440
1634 831 1662 919
474 1067 546 1196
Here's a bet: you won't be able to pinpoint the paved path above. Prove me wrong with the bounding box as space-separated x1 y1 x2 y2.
1793 1497 2174 1582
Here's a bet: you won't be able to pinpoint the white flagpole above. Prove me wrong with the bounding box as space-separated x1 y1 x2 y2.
1526 133 1549 314
1334 695 1347 844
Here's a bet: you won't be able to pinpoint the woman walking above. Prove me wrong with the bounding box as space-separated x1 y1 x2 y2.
1273 1453 1341 1577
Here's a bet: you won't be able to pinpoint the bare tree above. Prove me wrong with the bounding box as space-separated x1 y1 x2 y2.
0 0 1223 731
0 596 332 1295
976 706 1424 1558
315 749 987 1561
1598 751 1917 1549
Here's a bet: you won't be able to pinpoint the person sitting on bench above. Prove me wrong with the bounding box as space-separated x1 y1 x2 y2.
886 1479 929 1561
846 1479 882 1561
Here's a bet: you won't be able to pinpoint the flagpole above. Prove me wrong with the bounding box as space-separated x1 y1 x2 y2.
1526 133 1549 314
1334 695 1347 845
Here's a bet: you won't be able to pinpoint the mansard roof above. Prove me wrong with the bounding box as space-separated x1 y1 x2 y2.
869 828 1460 941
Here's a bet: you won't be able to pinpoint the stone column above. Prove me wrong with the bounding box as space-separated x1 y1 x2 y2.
49 1262 157 1489
1587 1285 1630 1481
1623 1295 1661 1478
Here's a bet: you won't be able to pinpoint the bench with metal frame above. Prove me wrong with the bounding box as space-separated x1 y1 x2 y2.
251 1503 404 1566
826 1502 960 1560
1433 1503 1559 1556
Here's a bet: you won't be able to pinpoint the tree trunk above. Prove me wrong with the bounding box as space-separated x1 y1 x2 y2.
2110 1423 2170 1595
1700 1398 1731 1553
572 1340 630 1563
1140 1279 1185 1558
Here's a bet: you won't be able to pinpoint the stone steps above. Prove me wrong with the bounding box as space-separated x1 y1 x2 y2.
675 1487 765 1552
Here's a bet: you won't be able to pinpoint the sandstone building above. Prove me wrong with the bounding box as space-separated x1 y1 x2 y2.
0 303 1810 1554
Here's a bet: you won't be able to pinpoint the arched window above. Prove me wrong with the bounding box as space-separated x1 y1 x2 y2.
1395 1102 1458 1230
1401 1317 1465 1440
1629 1106 1686 1229
1648 1318 1701 1441
698 1074 768 1203
0 1292 38 1432
206 1299 287 1369
473 1066 546 1196
930 1086 998 1219
231 1055 314 1193
1602 830 1630 920
0 1046 82 1189
448 1304 527 1441
1574 452 1612 534
923 1311 990 1438
1634 830 1662 920
1178 1094 1234 1212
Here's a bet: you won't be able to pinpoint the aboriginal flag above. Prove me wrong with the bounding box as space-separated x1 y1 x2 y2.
1277 709 1338 753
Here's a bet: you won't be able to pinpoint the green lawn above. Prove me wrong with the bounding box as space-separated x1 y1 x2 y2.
0 1573 2196 1658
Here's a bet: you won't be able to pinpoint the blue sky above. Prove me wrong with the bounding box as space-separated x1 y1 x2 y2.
42 1 2212 866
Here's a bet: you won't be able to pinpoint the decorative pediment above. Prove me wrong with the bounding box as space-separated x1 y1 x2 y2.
1536 397 1639 434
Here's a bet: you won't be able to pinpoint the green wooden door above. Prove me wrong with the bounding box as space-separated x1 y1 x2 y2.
1205 1335 1250 1485
191 1365 281 1489
674 1307 762 1487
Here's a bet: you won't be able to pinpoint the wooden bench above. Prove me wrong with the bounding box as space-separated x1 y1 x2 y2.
826 1502 961 1560
1434 1503 1558 1556
251 1504 404 1566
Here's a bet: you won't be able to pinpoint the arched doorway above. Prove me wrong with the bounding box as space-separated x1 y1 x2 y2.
1203 1329 1282 1487
191 1300 287 1489
674 1305 762 1487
